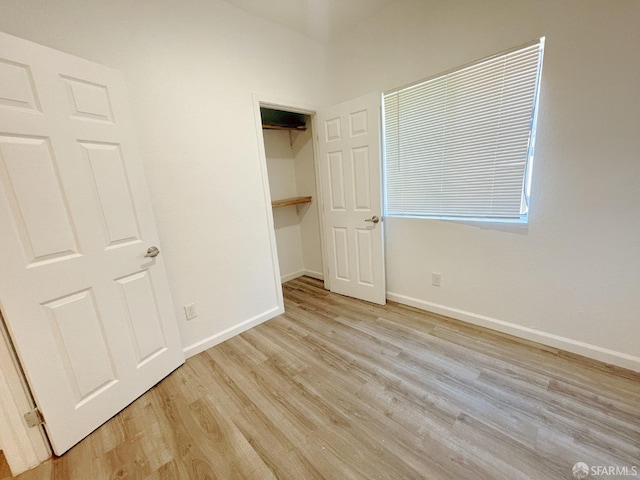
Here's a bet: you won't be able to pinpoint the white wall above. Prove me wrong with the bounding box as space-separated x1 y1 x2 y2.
0 0 329 355
328 0 640 370
1 0 638 381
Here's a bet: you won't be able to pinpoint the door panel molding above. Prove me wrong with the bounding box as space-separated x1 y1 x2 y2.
0 31 184 457
317 93 386 304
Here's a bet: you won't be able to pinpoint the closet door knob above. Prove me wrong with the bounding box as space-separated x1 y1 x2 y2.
144 246 160 258
365 215 380 224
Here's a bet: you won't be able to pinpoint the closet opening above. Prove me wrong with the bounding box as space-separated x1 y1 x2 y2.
259 106 326 286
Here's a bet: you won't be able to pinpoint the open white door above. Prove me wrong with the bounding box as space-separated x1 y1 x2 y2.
317 93 386 305
0 32 184 455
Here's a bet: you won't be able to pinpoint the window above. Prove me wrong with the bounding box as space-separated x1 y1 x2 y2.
383 39 544 222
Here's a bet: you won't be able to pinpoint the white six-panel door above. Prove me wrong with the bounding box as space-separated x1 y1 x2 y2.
0 32 184 454
317 93 386 305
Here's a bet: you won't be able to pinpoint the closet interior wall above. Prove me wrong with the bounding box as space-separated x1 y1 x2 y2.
263 119 323 283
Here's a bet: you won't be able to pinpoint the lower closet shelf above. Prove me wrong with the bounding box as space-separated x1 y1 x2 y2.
271 196 312 208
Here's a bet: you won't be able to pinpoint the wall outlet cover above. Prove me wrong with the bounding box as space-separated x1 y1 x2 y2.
184 303 198 320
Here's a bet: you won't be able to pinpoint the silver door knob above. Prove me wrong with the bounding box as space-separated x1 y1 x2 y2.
144 246 160 258
365 215 380 224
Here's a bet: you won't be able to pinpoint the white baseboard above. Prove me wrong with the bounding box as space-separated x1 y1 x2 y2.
280 270 306 283
182 305 284 359
303 269 324 281
386 292 640 373
280 269 324 283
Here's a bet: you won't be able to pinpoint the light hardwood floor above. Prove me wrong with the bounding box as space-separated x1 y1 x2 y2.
4 277 640 479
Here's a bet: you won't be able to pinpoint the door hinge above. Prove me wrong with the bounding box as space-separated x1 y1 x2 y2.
24 407 44 428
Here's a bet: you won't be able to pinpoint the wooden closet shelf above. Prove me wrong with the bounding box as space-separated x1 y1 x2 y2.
262 124 307 131
271 196 312 208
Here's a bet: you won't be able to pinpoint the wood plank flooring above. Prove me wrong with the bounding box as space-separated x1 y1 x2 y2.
0 453 12 480
4 276 640 479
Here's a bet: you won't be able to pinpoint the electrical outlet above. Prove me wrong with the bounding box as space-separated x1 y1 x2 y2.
432 272 441 287
184 303 198 320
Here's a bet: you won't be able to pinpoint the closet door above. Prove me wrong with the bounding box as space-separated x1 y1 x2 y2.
0 31 184 454
317 93 386 305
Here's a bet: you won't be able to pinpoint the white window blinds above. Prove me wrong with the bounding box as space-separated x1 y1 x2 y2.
383 40 544 221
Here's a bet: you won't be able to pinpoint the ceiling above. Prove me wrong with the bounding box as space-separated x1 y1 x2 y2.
221 0 398 44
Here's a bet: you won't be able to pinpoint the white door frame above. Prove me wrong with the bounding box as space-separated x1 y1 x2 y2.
251 93 331 290
0 312 50 476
